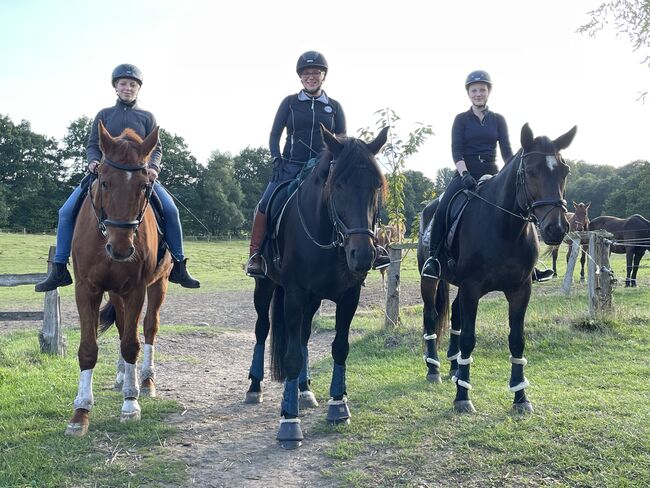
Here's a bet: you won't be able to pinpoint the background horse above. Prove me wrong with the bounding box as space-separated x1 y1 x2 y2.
65 121 172 436
374 223 404 290
245 126 388 449
417 123 575 413
550 201 590 280
589 214 650 287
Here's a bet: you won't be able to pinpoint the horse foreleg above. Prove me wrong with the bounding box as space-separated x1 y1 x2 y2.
447 295 462 379
579 245 587 282
140 278 169 397
630 249 645 287
326 286 360 425
421 277 445 384
66 288 103 436
109 293 126 391
452 286 479 413
505 283 533 414
245 279 275 404
625 248 635 287
298 297 322 409
119 290 146 423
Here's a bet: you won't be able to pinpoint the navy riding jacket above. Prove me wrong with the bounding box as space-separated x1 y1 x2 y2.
269 90 346 163
87 99 162 170
451 107 513 166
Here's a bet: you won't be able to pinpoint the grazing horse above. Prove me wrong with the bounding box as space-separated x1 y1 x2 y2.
374 223 404 290
550 201 591 280
65 121 172 436
245 126 388 449
417 123 575 413
589 214 650 287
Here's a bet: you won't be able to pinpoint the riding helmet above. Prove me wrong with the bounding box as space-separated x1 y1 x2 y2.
111 63 143 87
465 70 492 89
296 51 328 75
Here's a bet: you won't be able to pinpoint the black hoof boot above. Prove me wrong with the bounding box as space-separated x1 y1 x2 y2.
169 258 200 288
277 417 303 449
326 398 351 425
35 263 72 292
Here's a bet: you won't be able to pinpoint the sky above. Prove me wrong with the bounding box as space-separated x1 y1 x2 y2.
1 0 648 181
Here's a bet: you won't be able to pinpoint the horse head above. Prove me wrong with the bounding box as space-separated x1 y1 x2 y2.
570 201 591 231
322 125 388 273
95 120 159 261
518 123 576 245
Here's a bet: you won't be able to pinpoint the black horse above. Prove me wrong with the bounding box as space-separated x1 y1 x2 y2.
417 123 576 413
245 126 388 448
589 214 650 287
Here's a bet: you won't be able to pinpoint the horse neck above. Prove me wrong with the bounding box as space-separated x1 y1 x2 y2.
490 151 523 214
297 171 334 239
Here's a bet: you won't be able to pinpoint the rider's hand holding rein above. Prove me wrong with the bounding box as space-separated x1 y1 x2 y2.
147 166 159 182
88 160 100 174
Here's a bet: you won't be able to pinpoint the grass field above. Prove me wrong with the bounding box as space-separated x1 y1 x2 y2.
1 231 649 487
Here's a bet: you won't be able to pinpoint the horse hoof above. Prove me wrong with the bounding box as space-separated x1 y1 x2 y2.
120 410 141 422
65 422 88 437
326 399 351 424
140 385 156 397
277 418 303 449
121 399 141 422
244 391 263 404
454 400 476 413
299 390 319 409
426 373 442 384
512 401 534 414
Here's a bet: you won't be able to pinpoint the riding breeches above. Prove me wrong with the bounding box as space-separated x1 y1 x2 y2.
258 161 304 214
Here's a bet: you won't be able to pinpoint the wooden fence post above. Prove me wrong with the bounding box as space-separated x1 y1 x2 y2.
384 245 403 329
588 231 614 319
38 246 67 356
561 236 581 295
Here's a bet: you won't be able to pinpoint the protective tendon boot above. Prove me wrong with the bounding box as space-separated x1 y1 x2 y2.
246 210 267 278
35 262 73 292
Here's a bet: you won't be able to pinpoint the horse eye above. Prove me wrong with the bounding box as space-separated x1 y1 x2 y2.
101 181 108 189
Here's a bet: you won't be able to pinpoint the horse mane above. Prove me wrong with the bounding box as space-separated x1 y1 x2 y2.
321 137 387 200
104 128 148 164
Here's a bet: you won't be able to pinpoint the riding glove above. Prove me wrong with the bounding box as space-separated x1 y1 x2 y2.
461 171 477 191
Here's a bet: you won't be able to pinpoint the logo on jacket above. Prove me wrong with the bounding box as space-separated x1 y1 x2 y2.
324 105 333 113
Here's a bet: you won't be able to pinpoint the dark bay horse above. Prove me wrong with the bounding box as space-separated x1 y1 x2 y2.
550 201 591 280
246 126 388 449
589 214 650 287
417 123 576 413
65 121 172 436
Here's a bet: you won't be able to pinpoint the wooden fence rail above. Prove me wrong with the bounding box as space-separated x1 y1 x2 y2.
0 246 67 356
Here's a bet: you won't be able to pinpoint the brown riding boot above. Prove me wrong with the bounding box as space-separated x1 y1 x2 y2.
246 210 267 278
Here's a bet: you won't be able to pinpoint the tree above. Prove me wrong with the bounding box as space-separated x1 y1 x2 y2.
434 167 455 196
359 109 433 238
604 160 650 216
60 116 93 185
198 150 245 236
232 146 272 221
403 170 435 237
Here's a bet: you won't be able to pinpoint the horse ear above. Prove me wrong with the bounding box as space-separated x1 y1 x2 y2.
586 201 591 209
553 126 577 151
520 123 534 151
365 126 389 156
321 123 343 157
572 200 578 208
141 126 160 160
98 120 114 156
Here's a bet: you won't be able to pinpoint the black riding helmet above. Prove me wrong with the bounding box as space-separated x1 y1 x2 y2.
111 63 143 87
296 51 328 75
465 70 492 89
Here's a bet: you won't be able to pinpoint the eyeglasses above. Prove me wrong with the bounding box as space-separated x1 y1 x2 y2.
300 70 324 79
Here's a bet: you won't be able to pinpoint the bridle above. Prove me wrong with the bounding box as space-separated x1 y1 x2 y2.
297 160 376 250
89 157 154 237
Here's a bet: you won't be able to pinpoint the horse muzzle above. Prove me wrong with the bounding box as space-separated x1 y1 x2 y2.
344 235 375 273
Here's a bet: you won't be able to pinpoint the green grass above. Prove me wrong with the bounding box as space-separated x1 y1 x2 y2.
306 255 650 488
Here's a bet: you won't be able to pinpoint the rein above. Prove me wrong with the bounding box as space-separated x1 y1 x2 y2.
296 160 376 250
466 150 567 225
89 157 154 236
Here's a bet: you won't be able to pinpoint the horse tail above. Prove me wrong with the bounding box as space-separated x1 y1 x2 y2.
433 280 450 343
98 301 116 336
270 286 287 382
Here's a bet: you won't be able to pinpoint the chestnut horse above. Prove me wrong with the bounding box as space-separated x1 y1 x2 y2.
550 201 591 280
589 214 650 287
417 124 575 413
374 223 404 290
65 121 172 436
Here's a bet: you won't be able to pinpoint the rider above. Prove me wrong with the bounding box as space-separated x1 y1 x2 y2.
421 70 554 282
35 63 200 291
245 51 391 277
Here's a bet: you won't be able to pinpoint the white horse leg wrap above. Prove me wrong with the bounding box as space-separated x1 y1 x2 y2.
141 344 155 381
451 376 472 390
509 355 528 366
327 397 348 406
448 351 461 361
457 356 474 366
122 361 140 399
279 417 301 424
509 378 530 392
449 328 461 336
423 333 437 340
115 353 125 387
423 355 441 367
73 369 94 411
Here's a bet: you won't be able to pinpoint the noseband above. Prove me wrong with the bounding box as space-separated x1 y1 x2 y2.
89 157 153 236
515 150 568 225
298 160 376 250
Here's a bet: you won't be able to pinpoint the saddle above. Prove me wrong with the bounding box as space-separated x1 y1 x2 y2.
77 174 169 265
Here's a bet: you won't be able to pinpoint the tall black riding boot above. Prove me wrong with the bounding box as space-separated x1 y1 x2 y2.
35 262 73 292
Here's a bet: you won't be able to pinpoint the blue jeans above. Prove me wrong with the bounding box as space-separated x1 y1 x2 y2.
54 181 185 264
258 161 304 214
